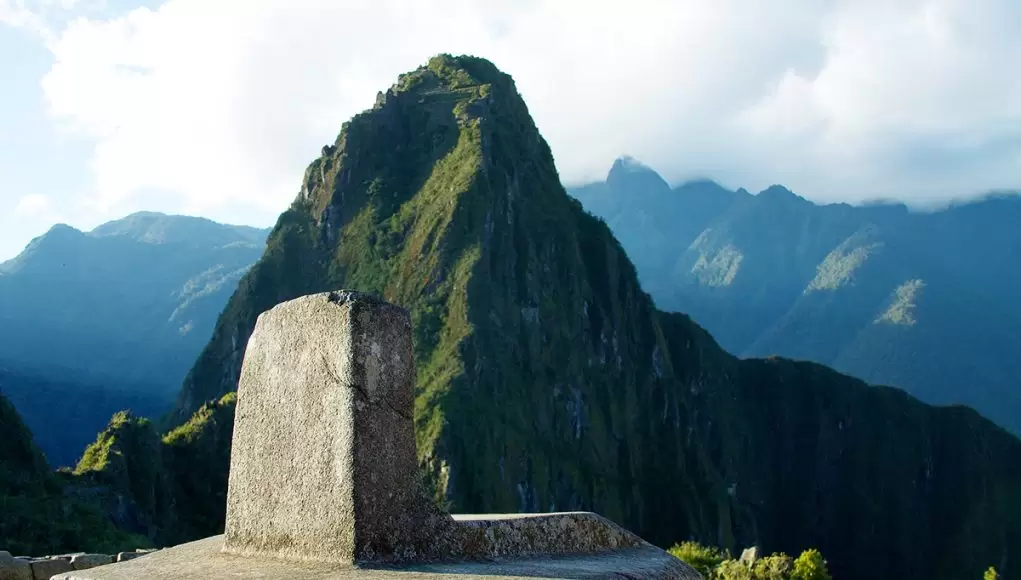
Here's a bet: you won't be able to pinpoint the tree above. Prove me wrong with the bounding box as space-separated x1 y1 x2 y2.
985 567 999 580
792 549 832 580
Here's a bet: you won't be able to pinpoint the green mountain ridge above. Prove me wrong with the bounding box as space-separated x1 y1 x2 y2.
0 212 269 466
0 392 149 555
570 162 1021 435
52 55 1021 580
0 364 172 469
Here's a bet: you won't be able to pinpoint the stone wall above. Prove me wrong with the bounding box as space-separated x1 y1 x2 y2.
0 549 157 579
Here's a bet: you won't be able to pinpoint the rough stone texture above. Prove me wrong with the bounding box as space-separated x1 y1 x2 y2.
452 513 644 558
29 558 72 579
223 291 456 564
0 551 32 580
70 555 113 570
739 546 759 566
51 535 699 579
115 553 145 563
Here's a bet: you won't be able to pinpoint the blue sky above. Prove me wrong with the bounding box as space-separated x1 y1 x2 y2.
1 13 86 260
1 0 169 260
2 0 1020 261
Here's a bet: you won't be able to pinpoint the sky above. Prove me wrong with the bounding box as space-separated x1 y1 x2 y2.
1 0 1020 261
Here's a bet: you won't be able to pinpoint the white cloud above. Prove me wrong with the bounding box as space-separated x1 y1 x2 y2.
33 0 1021 222
14 193 50 217
0 0 54 40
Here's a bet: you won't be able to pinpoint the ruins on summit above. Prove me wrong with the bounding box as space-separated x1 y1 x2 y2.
56 291 697 579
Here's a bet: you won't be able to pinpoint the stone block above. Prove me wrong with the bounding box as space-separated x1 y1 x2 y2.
0 551 32 580
70 555 113 570
114 553 140 563
223 291 453 564
740 545 759 566
29 558 72 580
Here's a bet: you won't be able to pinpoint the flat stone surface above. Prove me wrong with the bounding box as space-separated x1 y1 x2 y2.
51 535 699 579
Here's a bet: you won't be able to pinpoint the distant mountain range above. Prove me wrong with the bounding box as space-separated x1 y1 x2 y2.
570 157 1021 435
0 212 268 466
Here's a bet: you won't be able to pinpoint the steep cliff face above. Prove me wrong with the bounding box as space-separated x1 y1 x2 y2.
164 55 1021 579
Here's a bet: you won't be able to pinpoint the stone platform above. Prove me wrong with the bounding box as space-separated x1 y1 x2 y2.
53 292 698 579
52 531 694 579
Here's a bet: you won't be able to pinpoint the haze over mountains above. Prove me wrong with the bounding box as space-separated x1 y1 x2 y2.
0 212 268 465
571 157 1021 435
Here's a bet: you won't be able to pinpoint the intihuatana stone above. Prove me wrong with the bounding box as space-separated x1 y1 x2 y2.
53 292 699 579
223 291 457 564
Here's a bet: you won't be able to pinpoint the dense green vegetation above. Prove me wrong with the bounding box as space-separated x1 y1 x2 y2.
64 55 1021 580
671 542 1002 580
0 212 267 465
669 541 830 580
69 393 236 546
0 393 148 555
570 159 1021 435
668 541 728 577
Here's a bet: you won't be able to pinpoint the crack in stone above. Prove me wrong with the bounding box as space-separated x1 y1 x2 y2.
321 352 412 422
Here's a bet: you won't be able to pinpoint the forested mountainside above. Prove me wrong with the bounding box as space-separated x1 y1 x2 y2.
0 392 149 555
571 158 1021 435
0 212 267 464
69 56 1021 580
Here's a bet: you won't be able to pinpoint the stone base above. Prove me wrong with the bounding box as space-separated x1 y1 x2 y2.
52 529 698 579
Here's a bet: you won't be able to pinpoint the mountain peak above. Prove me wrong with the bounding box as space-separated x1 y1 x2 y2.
372 54 513 115
89 212 268 247
758 184 810 204
606 156 670 194
0 224 85 274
